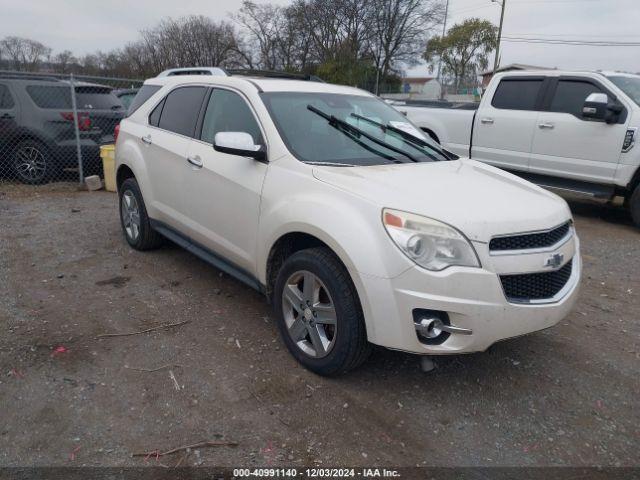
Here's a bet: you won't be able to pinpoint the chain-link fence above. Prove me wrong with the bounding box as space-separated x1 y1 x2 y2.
0 70 143 185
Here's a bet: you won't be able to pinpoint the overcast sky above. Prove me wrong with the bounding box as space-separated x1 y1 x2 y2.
1 0 638 76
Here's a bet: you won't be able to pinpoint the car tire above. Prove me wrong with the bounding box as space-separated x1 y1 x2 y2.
630 185 640 228
273 247 371 376
11 140 54 184
118 177 163 250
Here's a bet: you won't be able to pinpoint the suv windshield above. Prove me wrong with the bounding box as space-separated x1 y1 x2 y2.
261 92 448 166
607 75 640 106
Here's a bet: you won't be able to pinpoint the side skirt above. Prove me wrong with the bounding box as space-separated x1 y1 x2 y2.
149 219 266 295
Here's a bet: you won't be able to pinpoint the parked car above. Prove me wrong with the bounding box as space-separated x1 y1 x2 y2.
0 74 126 183
113 88 139 110
115 74 580 375
397 71 640 226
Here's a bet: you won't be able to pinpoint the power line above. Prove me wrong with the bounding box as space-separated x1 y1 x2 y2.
502 37 640 46
506 32 640 38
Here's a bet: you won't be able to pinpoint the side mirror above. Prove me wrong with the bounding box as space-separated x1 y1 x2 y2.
582 93 608 120
582 93 623 124
214 132 266 162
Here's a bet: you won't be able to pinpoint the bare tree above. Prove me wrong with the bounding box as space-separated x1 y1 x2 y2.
370 0 445 87
54 50 76 73
0 36 52 71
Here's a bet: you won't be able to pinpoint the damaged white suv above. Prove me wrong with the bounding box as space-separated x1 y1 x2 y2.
115 73 581 375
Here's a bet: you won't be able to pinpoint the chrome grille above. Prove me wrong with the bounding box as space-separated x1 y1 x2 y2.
500 259 573 303
490 222 571 252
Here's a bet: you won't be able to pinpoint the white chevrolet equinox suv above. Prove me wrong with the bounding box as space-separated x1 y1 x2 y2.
115 73 581 375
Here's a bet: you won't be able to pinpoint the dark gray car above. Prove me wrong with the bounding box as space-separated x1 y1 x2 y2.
0 75 125 184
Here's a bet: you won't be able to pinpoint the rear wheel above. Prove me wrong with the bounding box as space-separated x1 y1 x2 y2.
12 140 53 184
118 177 163 250
273 247 371 376
630 185 640 228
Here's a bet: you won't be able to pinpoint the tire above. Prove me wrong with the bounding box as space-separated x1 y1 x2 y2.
273 247 371 376
11 140 54 184
118 177 163 250
630 185 640 228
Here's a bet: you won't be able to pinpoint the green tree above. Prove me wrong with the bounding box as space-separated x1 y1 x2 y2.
424 18 497 91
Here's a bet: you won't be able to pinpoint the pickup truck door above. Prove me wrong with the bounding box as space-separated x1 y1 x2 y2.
529 78 628 184
472 77 546 172
183 88 268 274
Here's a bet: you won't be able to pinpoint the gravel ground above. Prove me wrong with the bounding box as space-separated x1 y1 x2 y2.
0 182 638 468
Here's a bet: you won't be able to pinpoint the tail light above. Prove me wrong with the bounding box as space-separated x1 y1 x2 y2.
114 123 120 143
60 112 91 131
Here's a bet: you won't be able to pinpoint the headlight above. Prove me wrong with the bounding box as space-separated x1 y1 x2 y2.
382 208 480 271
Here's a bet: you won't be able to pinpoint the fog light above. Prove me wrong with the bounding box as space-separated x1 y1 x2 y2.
413 309 473 346
413 309 450 345
416 316 444 339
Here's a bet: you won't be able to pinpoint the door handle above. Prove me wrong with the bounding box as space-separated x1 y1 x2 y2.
538 123 555 129
0 113 14 120
187 155 203 168
480 117 494 124
141 134 152 144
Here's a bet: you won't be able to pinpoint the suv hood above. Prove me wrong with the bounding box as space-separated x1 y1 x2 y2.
312 159 571 242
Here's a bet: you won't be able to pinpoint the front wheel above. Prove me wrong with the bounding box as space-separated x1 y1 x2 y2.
630 185 640 228
273 247 371 376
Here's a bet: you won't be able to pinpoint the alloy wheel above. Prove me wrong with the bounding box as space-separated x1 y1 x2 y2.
14 146 47 182
282 270 337 358
120 190 141 241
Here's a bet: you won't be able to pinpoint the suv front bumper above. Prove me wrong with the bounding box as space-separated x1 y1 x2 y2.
358 238 581 355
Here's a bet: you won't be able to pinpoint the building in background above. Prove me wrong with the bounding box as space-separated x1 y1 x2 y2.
399 76 442 99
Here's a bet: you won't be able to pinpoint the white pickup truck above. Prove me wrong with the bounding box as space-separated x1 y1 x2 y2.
397 71 640 226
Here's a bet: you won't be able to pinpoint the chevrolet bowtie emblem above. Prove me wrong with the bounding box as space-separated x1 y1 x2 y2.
544 253 564 269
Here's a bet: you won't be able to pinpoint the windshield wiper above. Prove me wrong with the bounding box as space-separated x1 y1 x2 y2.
307 105 418 163
349 113 446 161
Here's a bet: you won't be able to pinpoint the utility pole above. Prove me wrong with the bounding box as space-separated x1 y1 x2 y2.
436 0 450 99
493 0 506 74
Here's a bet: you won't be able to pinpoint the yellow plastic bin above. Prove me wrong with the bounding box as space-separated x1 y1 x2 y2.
100 145 116 192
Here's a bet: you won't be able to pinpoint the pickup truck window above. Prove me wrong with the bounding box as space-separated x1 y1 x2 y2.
261 92 447 166
550 80 602 117
491 79 543 111
157 86 207 138
607 75 640 107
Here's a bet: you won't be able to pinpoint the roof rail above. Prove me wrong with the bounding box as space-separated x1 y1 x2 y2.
0 71 61 82
225 69 324 83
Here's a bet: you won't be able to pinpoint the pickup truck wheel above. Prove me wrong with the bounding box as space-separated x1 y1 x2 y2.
273 247 371 376
630 186 640 228
118 178 163 250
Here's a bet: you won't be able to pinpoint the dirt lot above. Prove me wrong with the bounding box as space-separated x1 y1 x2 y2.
0 182 638 468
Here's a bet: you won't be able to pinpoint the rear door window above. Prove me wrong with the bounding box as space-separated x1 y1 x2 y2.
0 84 15 109
549 80 603 117
26 85 71 109
0 84 15 108
491 79 544 111
157 86 207 137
